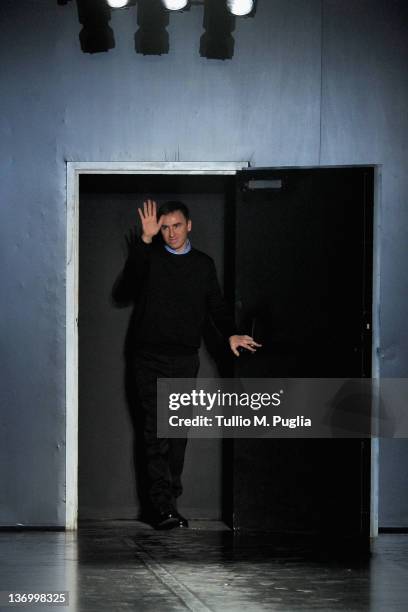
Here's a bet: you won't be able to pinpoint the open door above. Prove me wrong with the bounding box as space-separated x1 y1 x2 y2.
231 167 373 542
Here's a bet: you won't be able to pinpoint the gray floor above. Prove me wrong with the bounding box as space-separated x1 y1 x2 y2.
1 522 408 611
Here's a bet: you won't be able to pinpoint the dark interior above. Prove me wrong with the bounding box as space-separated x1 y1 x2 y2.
79 174 235 522
79 167 374 541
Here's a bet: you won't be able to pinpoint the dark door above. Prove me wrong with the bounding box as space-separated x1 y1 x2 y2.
232 167 373 540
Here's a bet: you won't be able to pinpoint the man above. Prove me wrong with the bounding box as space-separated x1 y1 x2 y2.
114 199 260 530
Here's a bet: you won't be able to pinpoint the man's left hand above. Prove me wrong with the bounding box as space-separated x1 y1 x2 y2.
229 335 262 357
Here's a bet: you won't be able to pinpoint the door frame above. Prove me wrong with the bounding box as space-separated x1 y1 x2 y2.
65 161 249 530
65 161 380 534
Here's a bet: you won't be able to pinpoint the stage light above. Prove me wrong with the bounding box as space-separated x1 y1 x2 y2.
161 1 188 10
106 0 129 7
77 0 115 54
200 0 235 60
226 0 254 16
135 0 169 55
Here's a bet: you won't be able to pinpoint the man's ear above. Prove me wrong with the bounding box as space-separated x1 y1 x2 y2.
187 219 192 232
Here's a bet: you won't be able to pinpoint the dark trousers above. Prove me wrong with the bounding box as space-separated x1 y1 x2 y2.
131 349 200 515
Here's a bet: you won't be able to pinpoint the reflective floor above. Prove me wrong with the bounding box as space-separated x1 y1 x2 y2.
1 522 408 611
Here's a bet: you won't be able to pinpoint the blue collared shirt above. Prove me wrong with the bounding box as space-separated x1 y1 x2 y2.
164 239 192 255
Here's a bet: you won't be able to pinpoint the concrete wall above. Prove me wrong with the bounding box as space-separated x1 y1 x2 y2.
1 0 407 526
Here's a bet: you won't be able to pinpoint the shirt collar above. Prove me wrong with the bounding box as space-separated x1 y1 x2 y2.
164 239 191 255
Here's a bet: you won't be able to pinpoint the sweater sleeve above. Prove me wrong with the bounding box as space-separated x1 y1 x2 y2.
111 235 151 306
206 259 237 339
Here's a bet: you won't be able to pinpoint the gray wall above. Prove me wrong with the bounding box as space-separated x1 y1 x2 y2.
1 0 407 526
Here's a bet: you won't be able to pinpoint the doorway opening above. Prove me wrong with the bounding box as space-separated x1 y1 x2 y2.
78 171 238 526
66 162 378 542
66 162 247 530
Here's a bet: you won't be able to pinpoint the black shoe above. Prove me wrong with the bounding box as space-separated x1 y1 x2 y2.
175 512 189 528
154 511 180 531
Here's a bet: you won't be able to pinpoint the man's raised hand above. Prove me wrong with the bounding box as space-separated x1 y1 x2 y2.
138 199 163 243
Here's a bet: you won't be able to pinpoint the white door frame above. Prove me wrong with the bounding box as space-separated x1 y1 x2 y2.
65 161 249 529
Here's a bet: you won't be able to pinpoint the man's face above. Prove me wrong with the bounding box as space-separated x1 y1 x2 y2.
160 210 192 252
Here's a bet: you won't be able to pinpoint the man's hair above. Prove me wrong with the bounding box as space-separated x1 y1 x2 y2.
158 200 190 221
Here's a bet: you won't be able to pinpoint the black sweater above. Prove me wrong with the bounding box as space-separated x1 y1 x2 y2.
112 237 237 355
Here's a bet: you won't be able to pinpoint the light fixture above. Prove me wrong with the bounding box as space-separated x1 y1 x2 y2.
78 0 115 54
59 0 258 57
106 0 129 8
161 0 188 10
226 0 254 16
200 0 235 60
135 0 170 55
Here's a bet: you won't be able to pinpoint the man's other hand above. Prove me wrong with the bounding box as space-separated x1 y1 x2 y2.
138 199 163 243
229 335 262 357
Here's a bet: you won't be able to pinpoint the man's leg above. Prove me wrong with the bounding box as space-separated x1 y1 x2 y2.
168 437 188 501
168 353 200 509
132 351 176 524
132 350 199 528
